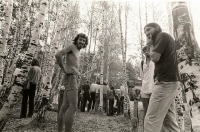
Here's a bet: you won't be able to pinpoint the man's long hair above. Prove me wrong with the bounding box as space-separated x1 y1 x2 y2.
144 22 162 41
31 58 40 67
73 33 88 48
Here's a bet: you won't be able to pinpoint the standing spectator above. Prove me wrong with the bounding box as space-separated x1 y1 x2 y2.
77 86 82 110
103 81 109 113
94 81 101 112
20 58 41 118
89 82 98 111
140 45 154 127
107 86 115 116
56 33 88 132
119 83 125 114
143 23 180 132
81 81 91 112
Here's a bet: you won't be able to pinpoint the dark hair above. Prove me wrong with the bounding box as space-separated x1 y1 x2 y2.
144 23 162 41
144 22 162 33
31 58 40 66
96 80 100 85
73 33 88 48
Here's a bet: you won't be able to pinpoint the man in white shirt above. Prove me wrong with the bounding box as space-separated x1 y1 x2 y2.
140 44 155 129
119 83 125 114
90 83 98 111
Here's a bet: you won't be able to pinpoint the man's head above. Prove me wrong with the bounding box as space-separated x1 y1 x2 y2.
142 45 150 58
144 23 162 41
73 33 88 50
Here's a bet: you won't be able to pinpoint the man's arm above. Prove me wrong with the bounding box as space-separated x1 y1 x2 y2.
150 52 161 63
148 33 167 63
55 44 74 74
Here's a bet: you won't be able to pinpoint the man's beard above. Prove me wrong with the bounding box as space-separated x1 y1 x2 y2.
152 30 161 42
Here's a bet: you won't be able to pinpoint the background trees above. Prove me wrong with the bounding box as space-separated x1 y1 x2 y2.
0 0 200 131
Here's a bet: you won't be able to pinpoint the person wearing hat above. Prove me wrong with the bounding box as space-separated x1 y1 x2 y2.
143 23 180 132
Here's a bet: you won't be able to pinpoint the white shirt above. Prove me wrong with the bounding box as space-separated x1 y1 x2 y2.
95 84 102 93
140 58 155 97
120 85 125 96
90 83 98 92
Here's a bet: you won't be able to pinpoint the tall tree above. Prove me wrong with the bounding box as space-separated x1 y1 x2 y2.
171 2 200 132
0 0 13 91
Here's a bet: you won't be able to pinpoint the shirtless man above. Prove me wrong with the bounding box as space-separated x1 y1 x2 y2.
55 33 88 132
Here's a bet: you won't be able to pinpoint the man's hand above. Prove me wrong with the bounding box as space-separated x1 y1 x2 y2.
72 68 80 76
64 68 80 76
146 33 153 46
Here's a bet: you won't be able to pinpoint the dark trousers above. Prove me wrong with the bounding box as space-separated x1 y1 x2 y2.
141 97 150 121
109 98 114 116
119 96 124 114
82 94 91 112
90 92 96 110
103 94 107 113
20 83 36 117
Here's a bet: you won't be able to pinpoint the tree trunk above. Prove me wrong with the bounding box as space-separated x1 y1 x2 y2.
171 2 200 132
0 0 13 91
36 1 67 123
0 0 48 130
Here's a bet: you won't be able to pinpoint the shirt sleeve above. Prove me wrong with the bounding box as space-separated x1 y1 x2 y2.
152 33 167 54
28 67 33 81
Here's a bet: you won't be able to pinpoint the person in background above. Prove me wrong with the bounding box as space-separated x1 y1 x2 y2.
94 80 101 112
89 82 98 111
143 23 180 132
77 86 82 110
81 81 91 112
140 45 154 128
119 83 125 115
20 58 41 118
107 86 115 116
103 81 109 113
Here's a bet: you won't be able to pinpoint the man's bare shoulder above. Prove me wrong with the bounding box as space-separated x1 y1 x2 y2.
57 44 76 54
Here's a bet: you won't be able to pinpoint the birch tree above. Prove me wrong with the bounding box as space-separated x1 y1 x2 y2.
0 0 48 130
171 1 200 132
0 0 13 94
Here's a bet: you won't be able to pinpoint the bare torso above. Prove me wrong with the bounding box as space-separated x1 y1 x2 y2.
65 45 80 71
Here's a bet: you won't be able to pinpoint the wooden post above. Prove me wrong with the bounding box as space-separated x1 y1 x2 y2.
132 100 138 132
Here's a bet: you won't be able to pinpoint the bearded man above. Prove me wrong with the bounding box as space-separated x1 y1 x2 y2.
143 23 180 132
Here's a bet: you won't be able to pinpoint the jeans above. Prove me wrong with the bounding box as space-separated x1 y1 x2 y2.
108 98 114 115
141 97 150 122
90 92 96 110
103 94 107 113
144 81 180 132
20 82 36 117
95 93 100 111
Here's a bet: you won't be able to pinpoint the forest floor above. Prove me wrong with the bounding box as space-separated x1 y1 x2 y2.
3 94 143 132
3 94 191 132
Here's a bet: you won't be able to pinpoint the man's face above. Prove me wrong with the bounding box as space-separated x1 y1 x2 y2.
77 37 87 49
144 26 157 39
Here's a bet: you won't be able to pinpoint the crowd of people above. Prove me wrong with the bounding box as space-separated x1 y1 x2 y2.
77 81 125 116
